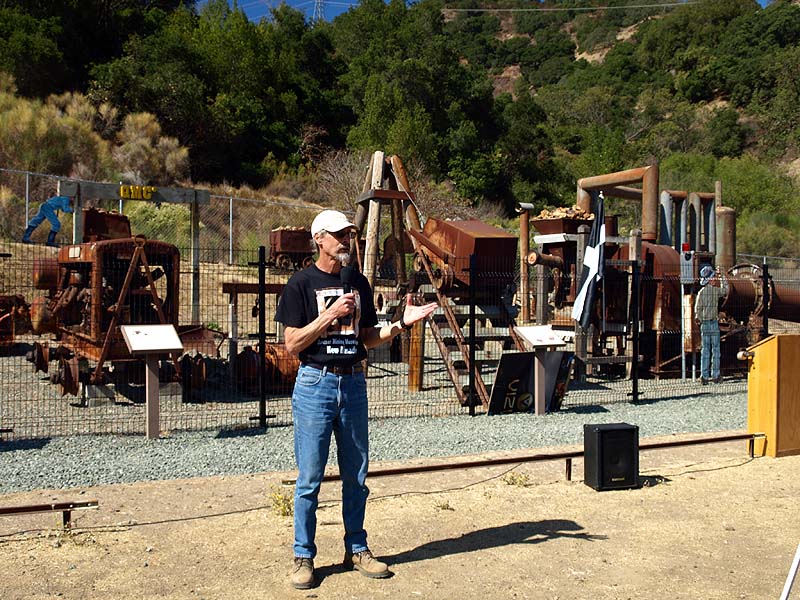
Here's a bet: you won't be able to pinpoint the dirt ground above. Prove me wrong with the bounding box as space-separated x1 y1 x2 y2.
1 431 799 600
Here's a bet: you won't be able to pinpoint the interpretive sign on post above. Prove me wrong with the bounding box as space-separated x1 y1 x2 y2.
120 325 183 439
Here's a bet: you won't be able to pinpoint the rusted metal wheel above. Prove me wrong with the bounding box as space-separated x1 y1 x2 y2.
301 255 314 269
276 254 293 271
180 353 208 403
51 356 80 397
28 341 50 374
433 265 454 293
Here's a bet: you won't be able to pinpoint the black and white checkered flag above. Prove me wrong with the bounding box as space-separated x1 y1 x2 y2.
572 191 605 329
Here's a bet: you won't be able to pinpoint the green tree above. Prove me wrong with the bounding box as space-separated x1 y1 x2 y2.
704 107 746 158
0 8 64 96
90 1 346 185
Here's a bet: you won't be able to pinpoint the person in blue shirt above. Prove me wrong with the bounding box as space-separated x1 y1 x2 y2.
21 195 73 247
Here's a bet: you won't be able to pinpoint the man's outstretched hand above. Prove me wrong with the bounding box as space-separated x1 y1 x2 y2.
401 294 437 327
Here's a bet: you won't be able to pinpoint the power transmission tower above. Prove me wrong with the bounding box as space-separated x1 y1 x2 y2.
312 0 324 22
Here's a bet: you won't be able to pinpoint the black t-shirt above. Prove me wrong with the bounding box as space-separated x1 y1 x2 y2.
275 264 378 367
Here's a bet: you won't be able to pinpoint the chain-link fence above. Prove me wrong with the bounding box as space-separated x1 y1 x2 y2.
2 168 800 440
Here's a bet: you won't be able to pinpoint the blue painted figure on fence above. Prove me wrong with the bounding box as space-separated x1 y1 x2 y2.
21 195 73 247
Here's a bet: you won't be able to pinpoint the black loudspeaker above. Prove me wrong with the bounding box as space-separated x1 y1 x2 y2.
583 423 640 491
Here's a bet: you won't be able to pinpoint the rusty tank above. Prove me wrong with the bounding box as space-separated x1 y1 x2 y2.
408 218 517 297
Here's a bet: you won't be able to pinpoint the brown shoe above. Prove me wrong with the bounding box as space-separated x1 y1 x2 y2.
344 550 391 579
291 557 315 589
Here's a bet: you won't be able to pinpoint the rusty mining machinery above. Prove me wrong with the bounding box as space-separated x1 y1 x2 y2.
521 165 800 379
0 250 31 349
26 208 217 398
352 152 525 409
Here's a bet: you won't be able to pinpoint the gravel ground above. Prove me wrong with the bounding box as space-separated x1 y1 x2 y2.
0 386 746 494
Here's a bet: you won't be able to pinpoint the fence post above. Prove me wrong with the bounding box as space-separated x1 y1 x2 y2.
191 198 201 324
258 246 267 428
25 172 30 227
229 197 234 265
469 253 476 416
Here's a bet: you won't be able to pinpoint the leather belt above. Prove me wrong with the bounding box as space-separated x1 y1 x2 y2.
303 362 363 375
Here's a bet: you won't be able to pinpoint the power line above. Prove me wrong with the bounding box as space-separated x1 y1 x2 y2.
444 1 697 12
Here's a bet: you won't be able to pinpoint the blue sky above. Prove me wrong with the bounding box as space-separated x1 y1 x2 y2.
195 0 359 22
197 0 771 24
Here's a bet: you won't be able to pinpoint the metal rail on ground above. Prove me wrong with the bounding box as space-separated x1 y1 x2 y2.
0 500 99 529
281 431 765 485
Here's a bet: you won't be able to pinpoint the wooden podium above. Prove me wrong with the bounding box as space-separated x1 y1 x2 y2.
746 334 800 457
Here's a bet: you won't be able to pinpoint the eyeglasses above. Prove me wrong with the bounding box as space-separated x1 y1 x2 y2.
329 229 356 240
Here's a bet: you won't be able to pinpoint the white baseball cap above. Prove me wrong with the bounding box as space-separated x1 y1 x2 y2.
311 209 356 237
699 265 715 286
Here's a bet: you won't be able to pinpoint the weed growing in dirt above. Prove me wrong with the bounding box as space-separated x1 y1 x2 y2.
502 471 531 487
269 486 294 517
434 500 454 511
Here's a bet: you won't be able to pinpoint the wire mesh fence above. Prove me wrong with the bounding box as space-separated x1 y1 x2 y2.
2 167 799 441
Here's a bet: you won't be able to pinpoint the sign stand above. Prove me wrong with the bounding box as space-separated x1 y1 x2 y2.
120 325 184 439
514 326 569 415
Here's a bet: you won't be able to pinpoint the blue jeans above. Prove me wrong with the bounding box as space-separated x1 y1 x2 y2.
700 319 721 380
292 364 370 559
28 204 62 232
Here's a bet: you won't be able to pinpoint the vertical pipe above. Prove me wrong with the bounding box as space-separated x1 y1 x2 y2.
680 198 689 250
519 210 530 323
716 206 736 272
229 197 234 265
576 185 591 213
689 194 702 251
659 191 673 247
706 198 717 255
641 163 659 242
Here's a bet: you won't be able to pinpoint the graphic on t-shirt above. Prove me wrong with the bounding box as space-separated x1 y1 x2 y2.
315 287 361 356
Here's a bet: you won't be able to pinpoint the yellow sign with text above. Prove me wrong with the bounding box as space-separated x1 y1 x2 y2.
119 185 157 200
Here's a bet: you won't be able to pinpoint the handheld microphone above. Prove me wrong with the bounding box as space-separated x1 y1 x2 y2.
340 265 355 294
339 265 355 327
